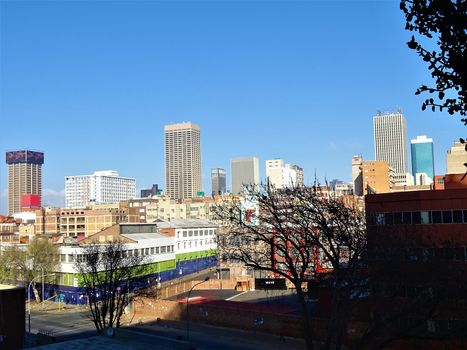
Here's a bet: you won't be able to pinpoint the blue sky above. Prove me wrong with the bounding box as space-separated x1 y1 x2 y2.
0 0 463 212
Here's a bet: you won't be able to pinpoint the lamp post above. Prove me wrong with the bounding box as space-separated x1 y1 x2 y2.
27 273 55 334
186 276 209 341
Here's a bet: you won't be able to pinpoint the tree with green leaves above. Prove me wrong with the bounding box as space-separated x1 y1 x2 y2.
401 0 466 121
0 237 59 302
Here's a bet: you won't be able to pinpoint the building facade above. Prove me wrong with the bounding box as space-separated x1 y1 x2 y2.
265 159 305 189
446 141 467 175
354 159 395 195
0 221 218 305
411 135 435 185
164 122 202 200
366 189 467 344
231 157 260 194
373 112 409 185
6 150 44 215
65 170 136 208
211 168 226 196
35 205 140 237
140 184 161 198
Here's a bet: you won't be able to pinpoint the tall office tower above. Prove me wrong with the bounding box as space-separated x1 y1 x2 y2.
373 112 409 185
231 157 260 194
65 170 136 208
6 150 44 215
211 168 226 196
411 136 435 185
164 122 202 200
446 141 467 174
352 155 364 196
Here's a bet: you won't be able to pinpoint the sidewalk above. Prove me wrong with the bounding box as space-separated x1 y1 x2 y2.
29 300 89 313
133 318 306 350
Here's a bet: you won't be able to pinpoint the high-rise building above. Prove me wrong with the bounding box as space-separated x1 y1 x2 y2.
446 141 467 175
65 170 136 208
6 150 44 215
411 136 435 185
265 159 304 189
211 168 226 196
164 122 202 200
231 157 259 194
373 112 409 185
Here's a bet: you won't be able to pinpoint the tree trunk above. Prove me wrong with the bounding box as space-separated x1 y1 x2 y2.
32 284 41 303
297 287 315 350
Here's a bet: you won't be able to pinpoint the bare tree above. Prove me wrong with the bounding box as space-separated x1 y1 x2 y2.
215 184 367 350
74 240 147 333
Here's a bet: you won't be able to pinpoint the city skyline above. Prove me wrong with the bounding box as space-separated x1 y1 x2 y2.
0 1 463 212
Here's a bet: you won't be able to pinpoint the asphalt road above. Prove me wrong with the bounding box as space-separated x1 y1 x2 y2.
29 308 98 342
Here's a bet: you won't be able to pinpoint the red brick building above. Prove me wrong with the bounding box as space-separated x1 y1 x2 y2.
365 188 467 346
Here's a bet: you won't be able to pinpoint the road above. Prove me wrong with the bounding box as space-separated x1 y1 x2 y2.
29 307 98 342
133 319 305 350
28 303 305 349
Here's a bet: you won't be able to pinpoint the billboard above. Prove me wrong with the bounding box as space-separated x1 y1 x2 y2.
21 194 41 208
6 150 44 165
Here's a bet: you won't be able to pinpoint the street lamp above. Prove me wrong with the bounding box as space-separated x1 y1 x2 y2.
27 273 55 334
186 276 209 341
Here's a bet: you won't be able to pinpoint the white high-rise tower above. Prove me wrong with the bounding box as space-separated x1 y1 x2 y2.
373 112 410 185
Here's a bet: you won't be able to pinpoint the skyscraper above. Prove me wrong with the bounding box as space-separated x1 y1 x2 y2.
211 168 226 196
446 141 467 175
231 157 259 194
373 112 409 185
164 122 202 200
65 170 136 208
411 135 435 185
6 150 44 215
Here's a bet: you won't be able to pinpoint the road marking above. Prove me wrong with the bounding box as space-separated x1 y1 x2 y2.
226 291 248 301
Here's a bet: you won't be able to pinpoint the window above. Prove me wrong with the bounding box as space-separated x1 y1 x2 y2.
432 211 442 224
145 248 149 255
151 247 154 254
189 230 193 237
442 211 453 224
161 246 166 253
156 247 160 254
393 212 402 225
385 212 394 225
420 211 431 224
412 211 421 224
68 254 75 262
453 210 463 223
402 212 411 225
183 232 187 237
60 254 67 263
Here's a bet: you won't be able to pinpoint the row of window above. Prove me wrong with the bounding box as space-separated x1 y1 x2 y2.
369 210 467 226
179 228 216 238
177 238 216 250
60 245 175 263
371 246 467 262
